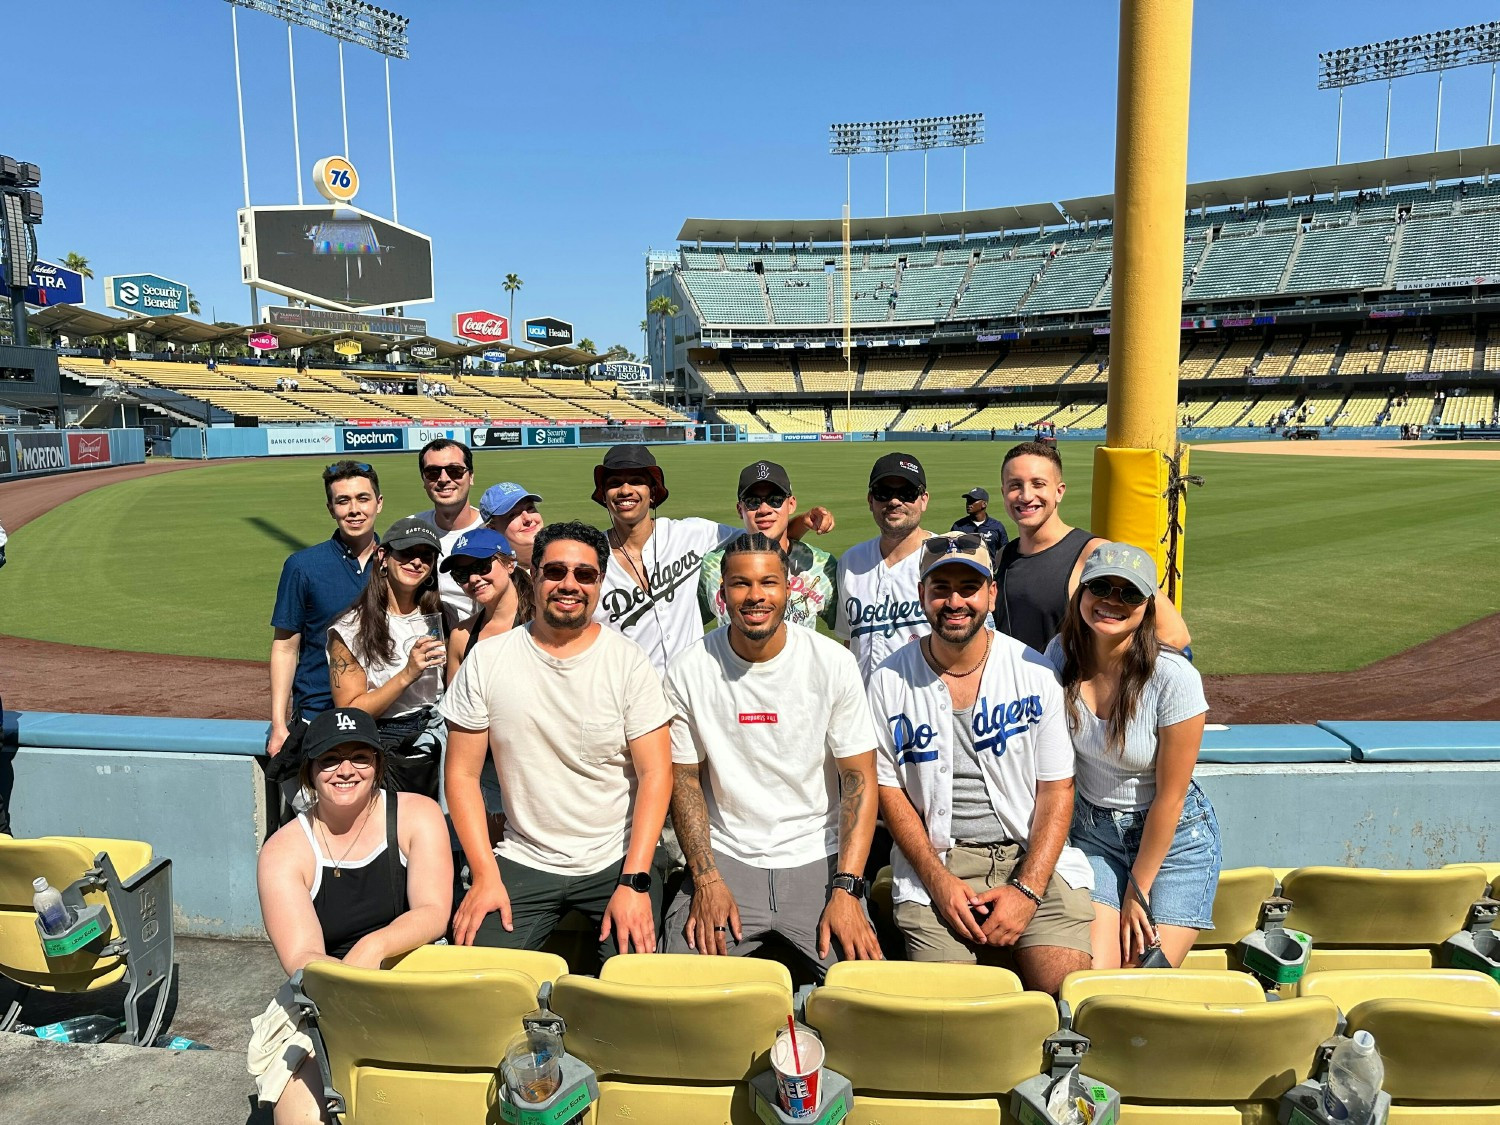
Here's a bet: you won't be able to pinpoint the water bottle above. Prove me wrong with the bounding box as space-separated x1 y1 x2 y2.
152 1034 212 1051
1322 1030 1384 1124
32 877 71 935
30 1015 125 1044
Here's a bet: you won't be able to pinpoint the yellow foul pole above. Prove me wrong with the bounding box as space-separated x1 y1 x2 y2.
1093 0 1194 605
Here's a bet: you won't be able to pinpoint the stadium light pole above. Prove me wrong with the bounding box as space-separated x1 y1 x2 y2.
339 41 350 157
829 115 983 217
288 24 303 204
386 56 398 221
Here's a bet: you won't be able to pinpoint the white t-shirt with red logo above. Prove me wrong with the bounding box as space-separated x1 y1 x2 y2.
665 624 876 868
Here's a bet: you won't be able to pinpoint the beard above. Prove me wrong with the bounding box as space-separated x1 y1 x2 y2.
541 598 589 629
732 606 785 643
932 609 987 646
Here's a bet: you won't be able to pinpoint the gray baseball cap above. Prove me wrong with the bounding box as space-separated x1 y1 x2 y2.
1079 542 1158 601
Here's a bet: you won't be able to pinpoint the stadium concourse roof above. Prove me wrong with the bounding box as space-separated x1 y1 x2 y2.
676 203 1065 245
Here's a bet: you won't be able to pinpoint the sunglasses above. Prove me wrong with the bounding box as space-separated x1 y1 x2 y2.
922 533 986 556
871 483 922 504
421 463 469 482
451 555 505 583
316 751 377 772
739 491 789 510
326 461 372 475
1083 577 1150 607
539 562 601 586
389 546 438 565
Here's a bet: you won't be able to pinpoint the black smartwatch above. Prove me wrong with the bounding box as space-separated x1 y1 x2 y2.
831 871 867 899
618 871 651 893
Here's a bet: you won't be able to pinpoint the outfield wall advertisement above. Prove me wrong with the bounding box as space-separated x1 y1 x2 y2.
265 427 336 456
0 428 146 477
0 433 12 476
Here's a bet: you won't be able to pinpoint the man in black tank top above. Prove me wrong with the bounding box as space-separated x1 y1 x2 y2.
995 443 1190 654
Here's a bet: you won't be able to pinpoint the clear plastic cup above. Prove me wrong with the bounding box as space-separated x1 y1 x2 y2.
502 1028 563 1104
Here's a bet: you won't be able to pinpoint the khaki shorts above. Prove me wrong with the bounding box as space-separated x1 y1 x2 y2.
894 842 1093 963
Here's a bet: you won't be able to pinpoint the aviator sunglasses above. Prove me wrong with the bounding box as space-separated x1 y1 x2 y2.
539 562 601 585
922 533 986 557
1083 577 1150 607
421 463 470 482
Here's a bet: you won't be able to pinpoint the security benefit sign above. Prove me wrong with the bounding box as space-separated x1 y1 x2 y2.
523 316 574 346
0 259 86 307
105 273 191 316
13 431 67 474
66 431 113 466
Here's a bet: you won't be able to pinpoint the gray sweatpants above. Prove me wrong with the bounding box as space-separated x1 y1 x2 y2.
663 852 852 980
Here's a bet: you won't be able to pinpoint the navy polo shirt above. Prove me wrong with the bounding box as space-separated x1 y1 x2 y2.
950 514 1009 561
270 531 375 718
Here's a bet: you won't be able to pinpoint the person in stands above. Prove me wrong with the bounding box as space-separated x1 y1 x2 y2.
251 707 450 1125
1048 542 1220 969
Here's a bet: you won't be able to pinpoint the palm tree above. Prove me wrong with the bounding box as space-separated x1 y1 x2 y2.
503 273 523 337
577 337 597 355
62 252 93 279
647 295 679 389
639 318 649 358
187 291 201 316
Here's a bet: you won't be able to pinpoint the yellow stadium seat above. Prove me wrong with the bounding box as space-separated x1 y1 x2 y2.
1445 862 1500 901
805 960 1055 1123
301 946 565 1124
1298 968 1500 1010
0 834 173 1045
600 951 791 990
551 960 792 1124
1183 866 1277 970
1060 968 1267 1009
1070 993 1338 1121
1282 866 1489 975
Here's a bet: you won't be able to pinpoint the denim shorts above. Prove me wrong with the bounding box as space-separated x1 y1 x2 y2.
1071 780 1222 930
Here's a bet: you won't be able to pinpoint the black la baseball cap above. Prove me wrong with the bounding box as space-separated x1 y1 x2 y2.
737 460 793 499
869 451 926 491
592 445 668 508
302 708 384 763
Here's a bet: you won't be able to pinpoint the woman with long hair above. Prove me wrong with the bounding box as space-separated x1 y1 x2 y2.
1048 542 1220 969
478 482 546 574
327 517 448 798
251 707 450 1124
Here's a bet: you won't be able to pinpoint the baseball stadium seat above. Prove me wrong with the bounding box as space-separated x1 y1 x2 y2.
0 834 174 1046
1300 970 1500 1123
1281 866 1490 973
804 961 1055 1123
1182 866 1279 970
1068 991 1337 1121
1059 968 1268 1010
550 955 793 1123
299 946 567 1125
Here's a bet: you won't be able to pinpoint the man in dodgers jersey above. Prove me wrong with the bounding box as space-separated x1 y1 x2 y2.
868 532 1094 994
665 533 881 977
835 452 936 679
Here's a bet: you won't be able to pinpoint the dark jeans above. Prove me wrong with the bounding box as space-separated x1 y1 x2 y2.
473 849 667 961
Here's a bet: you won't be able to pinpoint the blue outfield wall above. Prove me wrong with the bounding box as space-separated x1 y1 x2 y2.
4 712 1497 938
172 423 710 460
0 427 145 478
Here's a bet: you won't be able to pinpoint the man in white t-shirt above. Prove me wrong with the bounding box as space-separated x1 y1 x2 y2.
664 533 881 979
835 451 935 679
411 438 484 621
868 532 1094 995
441 520 674 958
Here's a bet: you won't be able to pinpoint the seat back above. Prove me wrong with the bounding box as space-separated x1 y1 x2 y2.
1299 969 1500 1011
1282 866 1486 946
824 960 1021 998
1072 994 1337 1103
384 944 567 983
0 836 136 991
1061 969 1267 1008
805 978 1056 1096
600 952 792 990
1194 867 1277 949
303 956 546 1124
1346 999 1500 1103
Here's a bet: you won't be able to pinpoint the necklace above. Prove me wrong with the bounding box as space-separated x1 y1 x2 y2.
317 793 378 878
925 629 992 679
608 528 652 592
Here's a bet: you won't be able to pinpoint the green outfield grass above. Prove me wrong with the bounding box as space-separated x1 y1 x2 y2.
2 441 1497 674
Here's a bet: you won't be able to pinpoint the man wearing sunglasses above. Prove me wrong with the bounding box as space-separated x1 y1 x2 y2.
411 438 483 622
868 532 1095 995
835 452 937 679
441 521 674 958
698 460 840 632
268 460 385 762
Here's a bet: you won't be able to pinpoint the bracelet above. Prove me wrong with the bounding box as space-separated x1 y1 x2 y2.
1009 878 1043 906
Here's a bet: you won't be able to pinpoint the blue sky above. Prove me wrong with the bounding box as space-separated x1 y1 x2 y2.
16 1 1500 352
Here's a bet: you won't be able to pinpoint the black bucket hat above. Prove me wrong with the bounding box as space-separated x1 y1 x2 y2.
591 445 669 508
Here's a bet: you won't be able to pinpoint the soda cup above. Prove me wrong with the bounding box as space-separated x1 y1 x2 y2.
770 1025 823 1119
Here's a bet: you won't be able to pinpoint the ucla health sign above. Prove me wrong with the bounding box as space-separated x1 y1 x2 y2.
0 259 85 307
105 273 191 316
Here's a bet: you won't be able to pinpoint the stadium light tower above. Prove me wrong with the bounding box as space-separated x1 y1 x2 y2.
0 155 43 347
828 114 985 216
1318 23 1500 161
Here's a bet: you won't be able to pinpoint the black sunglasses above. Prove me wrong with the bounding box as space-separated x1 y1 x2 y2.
1083 577 1150 607
389 546 438 565
326 461 372 474
739 491 789 510
539 562 601 586
922 533 986 556
871 483 922 503
421 463 469 482
451 555 505 582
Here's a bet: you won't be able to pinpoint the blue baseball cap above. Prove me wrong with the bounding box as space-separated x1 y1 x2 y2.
479 482 543 522
439 527 515 573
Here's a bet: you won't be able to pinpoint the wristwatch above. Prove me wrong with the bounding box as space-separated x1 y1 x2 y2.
618 871 651 893
831 871 867 899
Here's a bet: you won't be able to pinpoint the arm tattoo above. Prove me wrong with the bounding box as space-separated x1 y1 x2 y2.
328 638 353 688
670 763 718 881
838 766 866 847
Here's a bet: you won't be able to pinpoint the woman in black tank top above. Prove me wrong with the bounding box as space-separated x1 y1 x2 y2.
252 708 453 1120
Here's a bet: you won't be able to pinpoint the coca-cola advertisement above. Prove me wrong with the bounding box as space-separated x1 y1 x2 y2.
453 310 510 344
